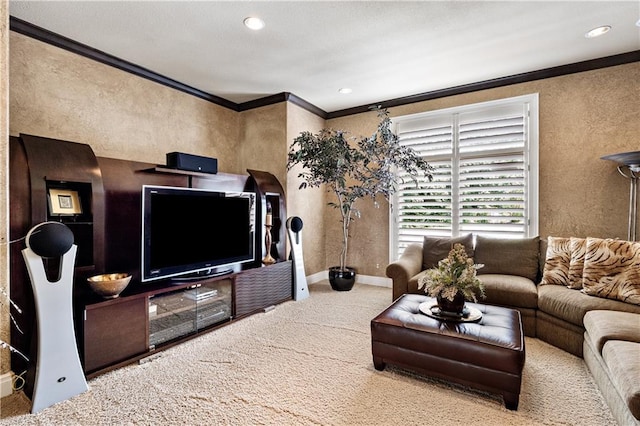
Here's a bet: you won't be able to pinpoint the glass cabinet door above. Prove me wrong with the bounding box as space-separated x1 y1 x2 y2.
195 278 233 329
148 289 197 348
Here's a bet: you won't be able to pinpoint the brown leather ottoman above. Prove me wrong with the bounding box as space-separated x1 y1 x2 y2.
371 294 525 410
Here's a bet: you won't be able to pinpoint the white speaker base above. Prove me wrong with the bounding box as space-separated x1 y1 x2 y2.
286 221 309 301
23 246 89 413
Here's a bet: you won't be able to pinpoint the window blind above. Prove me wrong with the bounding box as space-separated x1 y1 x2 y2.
391 95 538 259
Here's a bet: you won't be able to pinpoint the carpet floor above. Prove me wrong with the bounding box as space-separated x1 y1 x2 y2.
0 282 615 425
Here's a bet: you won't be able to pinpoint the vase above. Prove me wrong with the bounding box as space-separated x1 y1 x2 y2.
436 291 466 315
328 266 356 291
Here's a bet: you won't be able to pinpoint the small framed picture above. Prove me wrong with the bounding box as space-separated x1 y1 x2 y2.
48 189 82 215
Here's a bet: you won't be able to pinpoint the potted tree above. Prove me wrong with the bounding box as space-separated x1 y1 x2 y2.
287 108 432 291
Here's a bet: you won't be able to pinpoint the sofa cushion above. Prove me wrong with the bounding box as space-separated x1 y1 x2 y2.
582 238 640 305
583 310 640 353
474 235 540 281
538 284 640 327
602 340 640 420
478 273 538 309
422 234 474 270
567 237 586 289
540 236 571 286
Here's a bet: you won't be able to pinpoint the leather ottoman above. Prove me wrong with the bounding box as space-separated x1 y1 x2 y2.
371 294 525 410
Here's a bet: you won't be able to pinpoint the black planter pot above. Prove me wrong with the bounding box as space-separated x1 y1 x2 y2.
328 266 356 291
436 291 466 315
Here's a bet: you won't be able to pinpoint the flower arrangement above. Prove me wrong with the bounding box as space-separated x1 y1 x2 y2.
418 243 485 302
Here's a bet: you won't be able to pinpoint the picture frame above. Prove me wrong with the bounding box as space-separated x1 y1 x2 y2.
48 189 82 215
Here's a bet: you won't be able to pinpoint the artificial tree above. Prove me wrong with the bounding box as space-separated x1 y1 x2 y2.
287 108 432 290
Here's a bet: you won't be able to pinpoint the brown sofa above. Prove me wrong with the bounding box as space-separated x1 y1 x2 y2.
386 234 640 424
583 310 640 426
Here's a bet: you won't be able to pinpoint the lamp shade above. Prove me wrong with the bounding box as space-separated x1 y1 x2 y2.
601 151 640 172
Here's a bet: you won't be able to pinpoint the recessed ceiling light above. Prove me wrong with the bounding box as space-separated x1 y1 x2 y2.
585 25 611 38
244 17 265 31
338 88 352 94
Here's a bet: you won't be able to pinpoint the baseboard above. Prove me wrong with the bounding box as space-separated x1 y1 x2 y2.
307 271 328 284
356 274 392 287
307 270 391 288
0 371 13 398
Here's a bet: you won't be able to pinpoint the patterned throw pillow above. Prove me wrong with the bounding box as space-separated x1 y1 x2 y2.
540 236 571 286
567 237 586 289
582 238 640 305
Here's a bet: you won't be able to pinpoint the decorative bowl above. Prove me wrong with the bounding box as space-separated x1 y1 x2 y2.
87 273 132 299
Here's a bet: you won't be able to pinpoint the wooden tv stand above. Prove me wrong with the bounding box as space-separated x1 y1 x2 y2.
83 261 292 377
9 134 293 384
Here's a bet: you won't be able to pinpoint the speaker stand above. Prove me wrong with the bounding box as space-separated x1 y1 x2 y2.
286 224 309 301
22 245 89 413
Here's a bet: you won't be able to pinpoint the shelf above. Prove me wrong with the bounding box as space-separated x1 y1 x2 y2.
145 166 239 181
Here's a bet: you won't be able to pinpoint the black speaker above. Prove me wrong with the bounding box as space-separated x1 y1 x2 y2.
26 221 74 258
166 152 218 174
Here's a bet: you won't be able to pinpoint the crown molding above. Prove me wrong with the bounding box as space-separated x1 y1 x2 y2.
237 92 327 118
9 17 238 111
10 16 639 121
326 50 640 119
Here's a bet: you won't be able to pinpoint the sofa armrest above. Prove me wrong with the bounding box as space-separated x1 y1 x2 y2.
386 243 424 301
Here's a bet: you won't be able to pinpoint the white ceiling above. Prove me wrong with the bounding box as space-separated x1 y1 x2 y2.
9 1 640 113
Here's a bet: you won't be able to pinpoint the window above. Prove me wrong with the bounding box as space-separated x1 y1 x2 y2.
390 94 539 260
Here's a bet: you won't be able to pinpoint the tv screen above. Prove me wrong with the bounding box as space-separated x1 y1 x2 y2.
141 185 255 282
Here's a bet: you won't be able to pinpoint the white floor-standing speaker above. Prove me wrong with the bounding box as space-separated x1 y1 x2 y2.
286 216 309 301
22 222 89 413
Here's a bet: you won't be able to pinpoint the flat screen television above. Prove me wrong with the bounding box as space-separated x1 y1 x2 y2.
141 185 256 282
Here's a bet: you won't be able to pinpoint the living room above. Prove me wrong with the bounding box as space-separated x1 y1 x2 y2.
1 1 639 424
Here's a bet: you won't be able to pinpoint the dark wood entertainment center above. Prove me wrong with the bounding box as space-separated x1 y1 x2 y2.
9 134 293 393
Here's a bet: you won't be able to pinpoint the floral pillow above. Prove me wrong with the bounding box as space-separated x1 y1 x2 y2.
567 237 586 289
582 238 640 305
540 236 571 286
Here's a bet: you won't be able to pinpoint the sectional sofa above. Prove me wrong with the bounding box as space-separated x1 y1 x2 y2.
386 234 640 425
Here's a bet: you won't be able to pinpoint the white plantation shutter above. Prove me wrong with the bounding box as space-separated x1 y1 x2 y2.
396 159 452 248
391 95 538 260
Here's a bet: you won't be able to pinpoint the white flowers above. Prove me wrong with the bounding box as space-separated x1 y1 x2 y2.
418 243 485 302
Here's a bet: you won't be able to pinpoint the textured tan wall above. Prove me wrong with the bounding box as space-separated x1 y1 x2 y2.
1 0 10 375
9 33 241 171
285 103 326 275
238 103 289 261
328 63 640 276
238 103 288 188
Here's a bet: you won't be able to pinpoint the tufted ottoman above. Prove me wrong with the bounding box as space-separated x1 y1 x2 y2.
371 294 525 410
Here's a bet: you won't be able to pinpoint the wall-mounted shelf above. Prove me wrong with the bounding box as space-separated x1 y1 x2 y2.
145 166 237 181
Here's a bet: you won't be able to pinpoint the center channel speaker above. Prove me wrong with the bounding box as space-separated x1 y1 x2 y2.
166 152 218 174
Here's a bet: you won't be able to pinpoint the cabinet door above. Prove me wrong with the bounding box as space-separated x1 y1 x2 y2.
235 261 292 317
84 297 148 373
148 289 197 348
196 278 233 329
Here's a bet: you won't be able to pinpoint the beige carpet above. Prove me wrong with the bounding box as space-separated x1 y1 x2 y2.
1 282 615 425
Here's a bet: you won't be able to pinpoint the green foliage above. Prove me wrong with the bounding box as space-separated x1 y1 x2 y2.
287 108 433 270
